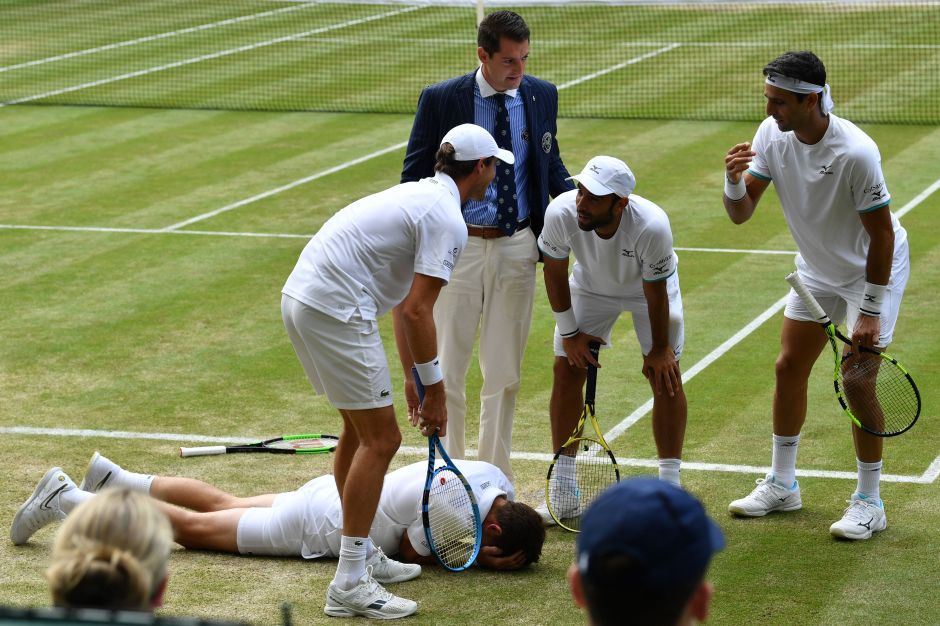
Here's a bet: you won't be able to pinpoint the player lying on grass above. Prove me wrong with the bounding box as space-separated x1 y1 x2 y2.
11 453 544 576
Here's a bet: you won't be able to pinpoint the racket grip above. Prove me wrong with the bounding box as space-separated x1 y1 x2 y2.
785 272 828 322
180 445 226 457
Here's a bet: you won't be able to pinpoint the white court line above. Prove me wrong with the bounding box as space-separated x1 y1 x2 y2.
0 6 420 107
2 426 935 484
894 176 940 220
161 142 409 231
0 224 309 239
556 44 681 91
676 246 794 255
0 4 318 74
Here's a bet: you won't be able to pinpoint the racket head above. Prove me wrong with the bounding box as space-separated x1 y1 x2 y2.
546 437 620 532
259 434 338 454
421 436 482 571
837 351 921 437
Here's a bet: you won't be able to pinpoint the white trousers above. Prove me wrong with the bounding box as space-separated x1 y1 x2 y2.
433 228 538 481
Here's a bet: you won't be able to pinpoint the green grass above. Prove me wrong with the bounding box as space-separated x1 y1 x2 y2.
1 1 938 123
0 104 938 625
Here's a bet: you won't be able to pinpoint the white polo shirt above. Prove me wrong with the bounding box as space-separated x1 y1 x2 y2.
537 189 678 298
295 460 513 559
282 172 468 322
748 113 906 286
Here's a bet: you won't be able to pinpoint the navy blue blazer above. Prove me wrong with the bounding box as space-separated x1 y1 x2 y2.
401 71 573 238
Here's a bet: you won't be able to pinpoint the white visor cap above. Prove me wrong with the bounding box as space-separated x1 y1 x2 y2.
441 123 515 165
568 155 635 198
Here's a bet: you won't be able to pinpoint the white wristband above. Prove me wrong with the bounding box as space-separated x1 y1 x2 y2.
553 307 579 338
860 282 886 317
724 174 747 201
414 358 443 386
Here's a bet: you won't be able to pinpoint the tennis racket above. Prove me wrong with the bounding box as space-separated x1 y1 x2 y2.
785 272 920 436
179 434 338 457
546 342 620 532
412 367 482 571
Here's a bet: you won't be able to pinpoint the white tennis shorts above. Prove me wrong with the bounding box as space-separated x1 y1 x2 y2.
554 272 684 359
785 241 910 347
281 294 394 410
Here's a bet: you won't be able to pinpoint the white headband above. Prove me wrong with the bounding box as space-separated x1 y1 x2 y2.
765 73 834 114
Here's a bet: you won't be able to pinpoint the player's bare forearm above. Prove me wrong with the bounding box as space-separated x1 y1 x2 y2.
542 255 572 312
723 142 769 224
860 206 895 286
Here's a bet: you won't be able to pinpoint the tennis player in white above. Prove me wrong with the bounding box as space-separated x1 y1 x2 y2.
11 453 544 574
280 123 511 617
536 156 687 524
723 51 910 540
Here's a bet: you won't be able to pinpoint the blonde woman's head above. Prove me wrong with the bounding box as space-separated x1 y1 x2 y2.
46 488 173 611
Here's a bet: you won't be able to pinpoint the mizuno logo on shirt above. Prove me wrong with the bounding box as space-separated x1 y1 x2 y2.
621 249 634 257
819 164 833 175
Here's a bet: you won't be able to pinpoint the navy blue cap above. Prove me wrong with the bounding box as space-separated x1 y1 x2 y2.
576 478 725 590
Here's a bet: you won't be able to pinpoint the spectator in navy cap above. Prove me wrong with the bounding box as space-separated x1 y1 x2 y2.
568 477 725 626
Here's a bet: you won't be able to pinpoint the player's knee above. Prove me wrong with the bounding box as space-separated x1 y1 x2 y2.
775 351 812 383
553 358 584 386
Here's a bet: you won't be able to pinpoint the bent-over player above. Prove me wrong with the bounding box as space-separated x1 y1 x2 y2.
536 156 687 524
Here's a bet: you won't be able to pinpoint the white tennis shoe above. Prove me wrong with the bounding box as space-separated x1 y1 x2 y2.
367 547 421 583
535 481 580 526
10 467 75 545
324 567 418 619
728 474 802 517
79 451 122 493
830 495 887 540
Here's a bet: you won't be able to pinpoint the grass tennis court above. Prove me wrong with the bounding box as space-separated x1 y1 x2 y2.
1 1 939 624
2 105 938 625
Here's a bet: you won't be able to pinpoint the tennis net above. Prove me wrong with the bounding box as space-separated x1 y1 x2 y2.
2 0 937 123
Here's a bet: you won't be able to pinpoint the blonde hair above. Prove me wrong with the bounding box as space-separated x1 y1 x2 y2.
46 488 173 610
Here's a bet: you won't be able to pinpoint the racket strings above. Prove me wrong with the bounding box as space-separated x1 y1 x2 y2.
550 439 619 531
427 469 477 569
840 356 919 435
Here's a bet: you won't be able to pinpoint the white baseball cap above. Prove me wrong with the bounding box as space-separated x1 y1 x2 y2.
441 123 515 165
568 156 635 198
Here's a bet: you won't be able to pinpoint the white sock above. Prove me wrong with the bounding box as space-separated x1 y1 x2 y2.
856 459 882 502
658 458 682 486
771 434 800 488
103 463 155 493
556 455 577 492
60 489 95 515
333 535 368 591
366 537 376 559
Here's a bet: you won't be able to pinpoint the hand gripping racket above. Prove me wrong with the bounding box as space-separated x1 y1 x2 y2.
180 434 338 457
546 342 621 531
412 367 482 571
786 272 920 436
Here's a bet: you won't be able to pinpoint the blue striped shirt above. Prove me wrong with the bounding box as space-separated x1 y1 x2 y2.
463 71 530 226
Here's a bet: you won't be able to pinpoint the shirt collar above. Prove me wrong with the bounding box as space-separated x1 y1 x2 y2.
433 171 461 204
475 67 518 99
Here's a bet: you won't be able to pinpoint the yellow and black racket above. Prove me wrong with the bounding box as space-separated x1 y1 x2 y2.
546 342 620 531
786 272 920 437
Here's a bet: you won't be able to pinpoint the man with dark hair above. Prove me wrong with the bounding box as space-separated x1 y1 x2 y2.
401 10 573 482
722 51 910 539
568 478 724 626
279 122 508 617
12 452 544 575
537 156 688 524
